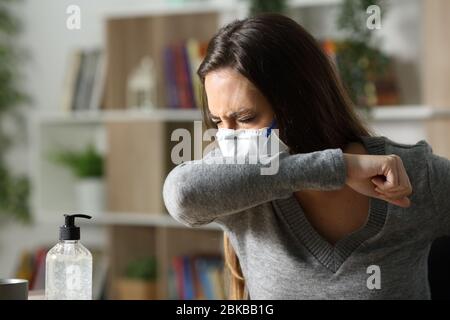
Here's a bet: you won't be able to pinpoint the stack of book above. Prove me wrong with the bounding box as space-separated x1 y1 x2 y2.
61 48 106 112
168 254 226 300
163 38 209 109
14 246 48 291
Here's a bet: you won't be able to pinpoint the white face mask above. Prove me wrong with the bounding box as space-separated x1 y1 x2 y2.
215 119 289 158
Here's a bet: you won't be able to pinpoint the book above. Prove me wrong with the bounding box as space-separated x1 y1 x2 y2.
62 48 106 112
91 247 109 300
163 44 180 109
206 258 226 299
186 38 204 109
167 265 178 299
173 42 193 109
72 50 88 110
172 255 185 299
181 40 195 109
14 250 34 282
61 50 83 112
30 247 47 291
195 258 214 299
182 255 195 299
163 39 209 109
14 246 48 291
190 255 206 299
170 254 225 300
89 49 106 110
321 39 338 70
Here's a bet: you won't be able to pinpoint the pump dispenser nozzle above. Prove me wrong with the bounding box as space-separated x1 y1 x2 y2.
60 214 92 240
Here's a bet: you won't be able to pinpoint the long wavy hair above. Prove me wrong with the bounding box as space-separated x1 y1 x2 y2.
197 13 373 300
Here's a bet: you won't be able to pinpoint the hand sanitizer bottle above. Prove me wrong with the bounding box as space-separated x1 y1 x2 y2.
45 214 93 300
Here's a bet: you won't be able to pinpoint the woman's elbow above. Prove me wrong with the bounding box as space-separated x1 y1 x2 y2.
162 166 209 228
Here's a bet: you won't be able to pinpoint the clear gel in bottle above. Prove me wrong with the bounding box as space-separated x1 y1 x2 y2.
45 214 92 300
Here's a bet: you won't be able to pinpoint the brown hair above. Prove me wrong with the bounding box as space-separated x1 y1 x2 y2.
197 13 373 300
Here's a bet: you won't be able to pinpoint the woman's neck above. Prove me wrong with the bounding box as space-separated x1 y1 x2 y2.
343 141 369 155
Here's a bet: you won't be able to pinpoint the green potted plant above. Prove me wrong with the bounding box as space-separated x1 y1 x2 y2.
335 0 393 114
0 0 31 224
117 256 158 300
248 0 287 16
49 143 105 216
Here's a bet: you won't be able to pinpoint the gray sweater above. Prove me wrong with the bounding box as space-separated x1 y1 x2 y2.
162 135 450 299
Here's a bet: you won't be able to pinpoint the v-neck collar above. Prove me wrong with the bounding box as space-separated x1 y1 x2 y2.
272 135 388 273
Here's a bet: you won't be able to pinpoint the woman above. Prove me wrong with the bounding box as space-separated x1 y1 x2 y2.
163 13 450 299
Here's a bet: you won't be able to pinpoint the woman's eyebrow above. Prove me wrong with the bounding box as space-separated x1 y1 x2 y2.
209 108 255 119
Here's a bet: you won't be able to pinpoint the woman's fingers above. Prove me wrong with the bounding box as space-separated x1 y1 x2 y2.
373 156 410 190
387 197 411 208
396 156 412 194
375 188 409 200
376 176 412 198
374 155 400 190
371 176 401 191
372 176 404 193
372 155 412 207
399 161 413 194
345 153 413 208
375 191 411 208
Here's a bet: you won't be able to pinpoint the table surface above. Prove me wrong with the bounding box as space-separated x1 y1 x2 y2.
28 290 45 300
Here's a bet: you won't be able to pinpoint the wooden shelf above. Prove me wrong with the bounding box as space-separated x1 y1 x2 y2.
33 105 450 126
101 0 238 19
33 109 202 124
35 211 222 230
100 0 341 20
91 212 222 230
289 0 341 8
359 106 450 122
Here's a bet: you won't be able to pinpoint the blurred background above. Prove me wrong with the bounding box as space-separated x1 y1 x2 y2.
0 0 449 300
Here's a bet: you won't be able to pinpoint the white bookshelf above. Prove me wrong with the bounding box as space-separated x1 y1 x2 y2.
28 109 205 229
33 105 450 125
34 108 202 125
100 0 238 19
366 106 450 122
289 0 341 8
100 0 342 20
91 212 221 230
35 211 221 230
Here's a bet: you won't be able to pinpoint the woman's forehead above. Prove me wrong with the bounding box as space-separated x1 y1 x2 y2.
205 69 259 116
205 68 259 92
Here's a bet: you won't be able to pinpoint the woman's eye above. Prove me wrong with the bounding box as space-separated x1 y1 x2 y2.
239 116 256 123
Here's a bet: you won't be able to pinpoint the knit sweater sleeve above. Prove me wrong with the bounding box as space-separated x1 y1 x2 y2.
426 145 450 237
162 148 347 227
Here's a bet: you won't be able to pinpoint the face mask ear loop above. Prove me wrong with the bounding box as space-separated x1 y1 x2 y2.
266 118 277 138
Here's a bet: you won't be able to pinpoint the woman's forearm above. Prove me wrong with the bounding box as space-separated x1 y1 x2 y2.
162 148 346 227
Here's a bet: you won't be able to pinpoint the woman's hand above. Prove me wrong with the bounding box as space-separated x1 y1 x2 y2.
344 153 412 208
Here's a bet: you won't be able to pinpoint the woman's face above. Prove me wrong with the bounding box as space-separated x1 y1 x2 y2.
204 67 274 130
